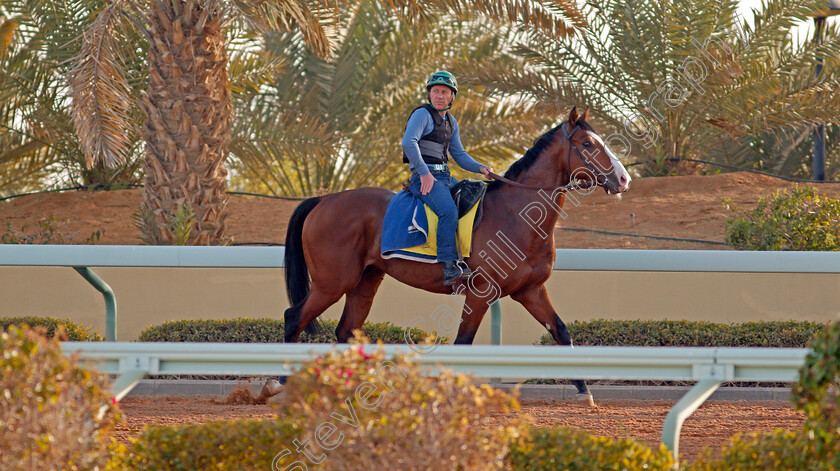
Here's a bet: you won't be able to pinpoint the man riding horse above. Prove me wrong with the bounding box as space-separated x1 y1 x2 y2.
261 77 632 403
402 70 494 286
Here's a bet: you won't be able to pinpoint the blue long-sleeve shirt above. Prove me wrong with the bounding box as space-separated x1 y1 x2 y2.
401 108 483 176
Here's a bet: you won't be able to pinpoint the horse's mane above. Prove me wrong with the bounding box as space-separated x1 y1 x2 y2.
486 120 593 193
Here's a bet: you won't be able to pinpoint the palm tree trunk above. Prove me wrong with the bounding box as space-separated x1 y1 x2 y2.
141 0 232 245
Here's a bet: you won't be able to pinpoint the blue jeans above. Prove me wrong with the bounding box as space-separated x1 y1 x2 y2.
408 171 460 262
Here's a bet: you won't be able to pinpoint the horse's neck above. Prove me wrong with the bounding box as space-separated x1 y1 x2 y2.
524 141 570 189
491 146 570 245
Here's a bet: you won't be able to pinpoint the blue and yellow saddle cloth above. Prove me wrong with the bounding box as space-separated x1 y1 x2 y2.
381 190 480 263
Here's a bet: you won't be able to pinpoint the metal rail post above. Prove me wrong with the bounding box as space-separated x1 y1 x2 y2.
73 267 116 341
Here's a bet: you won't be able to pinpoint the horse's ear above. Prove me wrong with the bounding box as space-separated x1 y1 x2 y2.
569 106 579 125
581 107 590 123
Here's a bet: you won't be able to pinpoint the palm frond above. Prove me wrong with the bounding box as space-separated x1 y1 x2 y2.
231 0 334 58
229 2 563 196
68 0 135 168
379 0 587 39
227 47 289 95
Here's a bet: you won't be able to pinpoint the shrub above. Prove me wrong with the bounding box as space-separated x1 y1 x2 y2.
0 325 118 470
279 335 523 470
791 320 840 464
536 319 825 347
1 316 103 341
793 321 840 425
2 216 103 244
690 428 825 471
111 417 306 470
506 426 675 470
138 317 445 344
724 186 840 251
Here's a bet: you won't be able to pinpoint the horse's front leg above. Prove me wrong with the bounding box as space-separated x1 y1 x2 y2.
454 292 494 344
510 284 595 406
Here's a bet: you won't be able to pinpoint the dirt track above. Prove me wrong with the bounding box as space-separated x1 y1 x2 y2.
113 395 804 463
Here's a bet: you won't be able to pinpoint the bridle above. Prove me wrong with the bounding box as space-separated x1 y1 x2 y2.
488 120 611 192
561 120 609 188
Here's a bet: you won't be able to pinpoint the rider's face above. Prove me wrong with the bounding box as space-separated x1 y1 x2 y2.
429 85 454 110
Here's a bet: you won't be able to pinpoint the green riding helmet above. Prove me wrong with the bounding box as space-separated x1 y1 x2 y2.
426 70 458 95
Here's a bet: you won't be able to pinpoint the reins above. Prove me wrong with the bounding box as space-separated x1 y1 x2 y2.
487 172 595 192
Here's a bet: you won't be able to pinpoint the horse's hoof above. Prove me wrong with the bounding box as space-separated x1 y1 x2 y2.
260 379 284 398
575 393 596 407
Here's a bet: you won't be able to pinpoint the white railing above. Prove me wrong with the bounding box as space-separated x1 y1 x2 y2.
62 341 810 461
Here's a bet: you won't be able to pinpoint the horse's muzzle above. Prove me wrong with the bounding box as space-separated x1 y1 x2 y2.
603 171 631 194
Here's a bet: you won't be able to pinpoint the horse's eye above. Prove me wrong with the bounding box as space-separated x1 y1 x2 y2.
582 141 592 148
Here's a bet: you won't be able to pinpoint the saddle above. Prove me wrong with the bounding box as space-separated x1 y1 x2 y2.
450 180 487 219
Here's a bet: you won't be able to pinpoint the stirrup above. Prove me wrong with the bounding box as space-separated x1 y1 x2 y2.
456 259 472 278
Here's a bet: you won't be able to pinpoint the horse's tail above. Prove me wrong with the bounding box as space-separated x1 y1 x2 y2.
285 196 324 336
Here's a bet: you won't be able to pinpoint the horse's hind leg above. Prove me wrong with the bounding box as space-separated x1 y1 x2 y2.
335 266 385 343
264 287 345 398
267 258 362 399
285 285 346 343
510 284 595 406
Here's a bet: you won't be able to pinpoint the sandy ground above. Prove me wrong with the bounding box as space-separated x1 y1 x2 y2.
2 172 839 249
113 395 804 463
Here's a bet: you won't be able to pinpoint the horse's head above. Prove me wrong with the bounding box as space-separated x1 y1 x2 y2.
561 107 631 195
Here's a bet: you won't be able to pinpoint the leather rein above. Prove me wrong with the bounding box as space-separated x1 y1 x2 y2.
488 121 609 193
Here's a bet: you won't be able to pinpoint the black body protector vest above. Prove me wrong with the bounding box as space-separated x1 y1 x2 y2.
402 104 452 165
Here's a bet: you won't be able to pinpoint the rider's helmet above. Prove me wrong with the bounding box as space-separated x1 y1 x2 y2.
426 70 458 95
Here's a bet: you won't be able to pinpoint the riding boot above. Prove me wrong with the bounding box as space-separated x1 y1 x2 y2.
441 261 463 286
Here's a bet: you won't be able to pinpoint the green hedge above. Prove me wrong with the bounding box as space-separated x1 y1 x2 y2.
110 417 307 470
113 323 840 470
537 319 825 347
115 421 678 471
689 428 835 471
1 316 102 341
138 318 446 344
507 426 675 470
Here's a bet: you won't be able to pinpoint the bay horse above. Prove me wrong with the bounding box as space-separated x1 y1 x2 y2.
277 107 630 403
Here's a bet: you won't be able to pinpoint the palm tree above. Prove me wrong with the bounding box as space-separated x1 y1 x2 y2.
68 0 586 245
0 2 148 197
472 0 840 176
229 3 556 196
